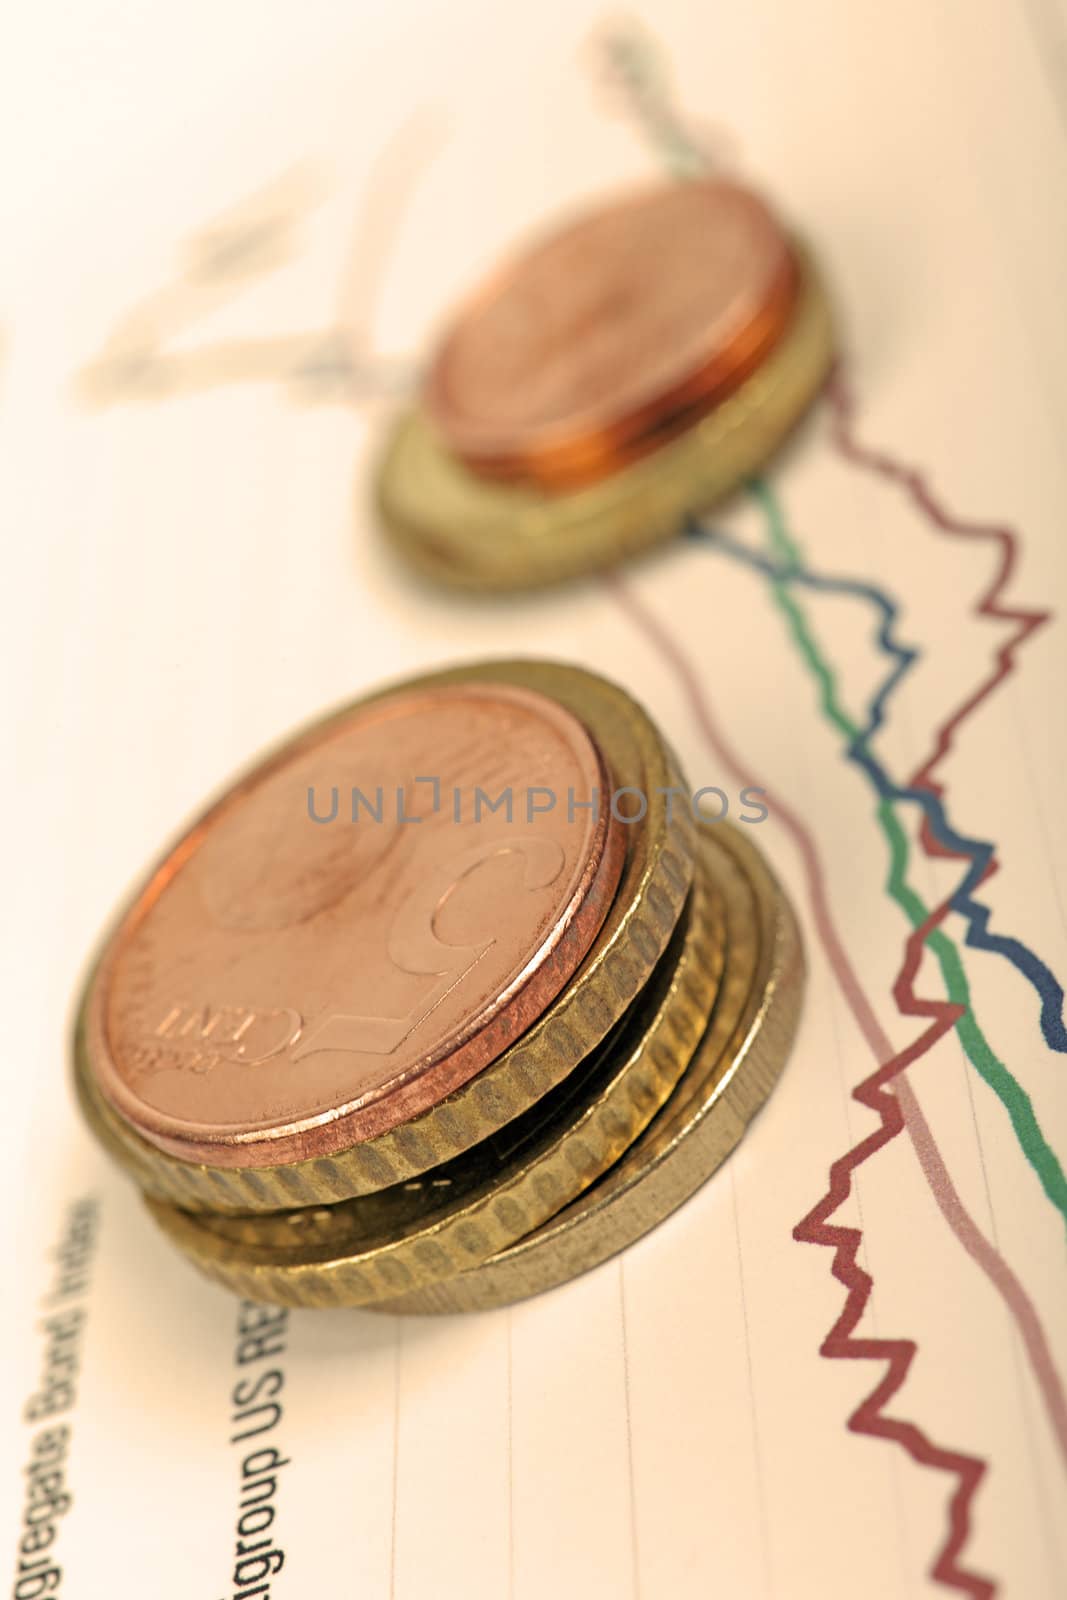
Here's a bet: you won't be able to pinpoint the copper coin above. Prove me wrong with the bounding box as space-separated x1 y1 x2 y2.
424 178 799 490
83 682 626 1167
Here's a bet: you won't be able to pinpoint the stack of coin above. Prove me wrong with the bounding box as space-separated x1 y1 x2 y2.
376 178 834 591
73 660 803 1312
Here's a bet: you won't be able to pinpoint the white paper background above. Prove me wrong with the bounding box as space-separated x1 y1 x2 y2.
2 4 1066 1597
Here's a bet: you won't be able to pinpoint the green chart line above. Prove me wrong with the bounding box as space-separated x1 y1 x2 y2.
739 474 1067 1235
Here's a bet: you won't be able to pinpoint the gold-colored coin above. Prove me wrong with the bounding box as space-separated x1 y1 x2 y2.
142 834 726 1307
74 660 695 1213
377 821 802 1313
376 252 831 592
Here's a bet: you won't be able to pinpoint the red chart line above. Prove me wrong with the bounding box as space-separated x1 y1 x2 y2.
825 357 1067 1461
604 571 1067 1600
824 361 1067 1450
592 28 1062 1593
824 365 1052 859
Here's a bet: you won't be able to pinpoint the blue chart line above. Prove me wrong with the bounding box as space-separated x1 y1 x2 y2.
684 497 1067 1055
683 512 918 738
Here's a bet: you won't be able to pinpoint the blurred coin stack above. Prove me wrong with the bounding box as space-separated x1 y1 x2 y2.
74 660 803 1312
377 178 834 591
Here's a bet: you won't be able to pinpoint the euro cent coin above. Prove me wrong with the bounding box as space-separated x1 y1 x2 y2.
80 681 626 1168
424 178 799 490
74 659 695 1212
376 247 833 593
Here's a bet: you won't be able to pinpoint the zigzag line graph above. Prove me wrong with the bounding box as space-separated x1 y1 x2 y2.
687 505 1067 1229
606 569 997 1598
686 481 1065 1062
598 28 1064 1592
825 370 1059 1045
611 423 1066 1596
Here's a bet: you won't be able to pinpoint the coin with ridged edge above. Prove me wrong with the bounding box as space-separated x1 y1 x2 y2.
141 833 726 1307
376 247 832 592
375 820 802 1313
73 660 695 1211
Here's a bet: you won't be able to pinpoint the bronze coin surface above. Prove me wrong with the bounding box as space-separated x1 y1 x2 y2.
82 681 626 1167
424 178 798 488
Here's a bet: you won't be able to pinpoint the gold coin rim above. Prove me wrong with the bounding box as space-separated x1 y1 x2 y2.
377 819 803 1313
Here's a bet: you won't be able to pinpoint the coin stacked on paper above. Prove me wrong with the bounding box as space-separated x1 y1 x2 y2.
376 178 834 591
73 660 804 1311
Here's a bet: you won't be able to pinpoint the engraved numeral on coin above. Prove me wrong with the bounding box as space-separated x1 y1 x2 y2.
154 1004 303 1068
292 835 565 1060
